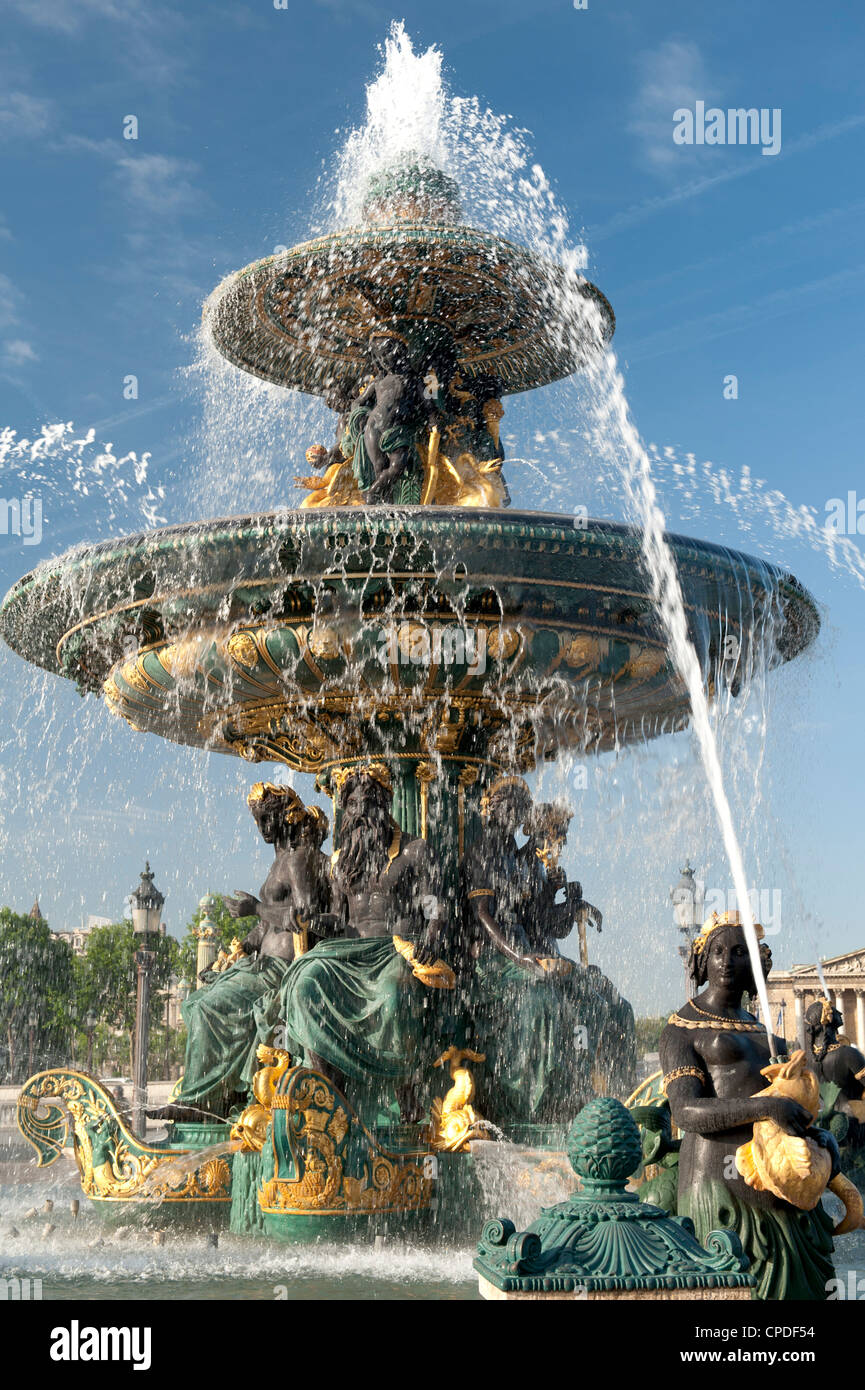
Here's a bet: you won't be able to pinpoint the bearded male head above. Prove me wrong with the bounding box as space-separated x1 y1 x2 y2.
333 765 394 893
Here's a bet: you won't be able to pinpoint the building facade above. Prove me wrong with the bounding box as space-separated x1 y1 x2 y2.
767 949 865 1049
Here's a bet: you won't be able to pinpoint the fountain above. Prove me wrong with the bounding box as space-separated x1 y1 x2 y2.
0 27 833 1279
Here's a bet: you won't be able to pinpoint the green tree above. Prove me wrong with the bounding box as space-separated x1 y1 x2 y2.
635 1015 668 1056
78 921 179 1074
177 894 256 987
0 907 74 1081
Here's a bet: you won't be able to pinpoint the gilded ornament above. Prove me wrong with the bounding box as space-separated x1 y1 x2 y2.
308 625 343 660
429 1047 489 1152
16 1070 232 1203
735 1051 831 1211
486 626 520 660
231 1045 295 1154
691 909 765 956
392 935 456 990
258 1068 432 1217
225 631 260 669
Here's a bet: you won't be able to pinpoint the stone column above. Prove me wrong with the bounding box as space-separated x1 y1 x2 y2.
836 993 846 1035
793 992 804 1048
856 992 865 1051
193 895 219 984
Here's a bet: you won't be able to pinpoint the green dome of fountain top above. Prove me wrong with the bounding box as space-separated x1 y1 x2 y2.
203 159 615 399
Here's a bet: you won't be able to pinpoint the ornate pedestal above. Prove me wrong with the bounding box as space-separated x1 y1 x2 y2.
474 1098 755 1300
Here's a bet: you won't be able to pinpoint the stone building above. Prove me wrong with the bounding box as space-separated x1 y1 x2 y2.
767 949 865 1049
50 914 112 956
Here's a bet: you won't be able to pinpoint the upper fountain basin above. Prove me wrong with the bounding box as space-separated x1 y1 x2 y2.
203 221 614 401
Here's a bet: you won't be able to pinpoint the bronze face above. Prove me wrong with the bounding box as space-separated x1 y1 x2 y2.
704 924 755 998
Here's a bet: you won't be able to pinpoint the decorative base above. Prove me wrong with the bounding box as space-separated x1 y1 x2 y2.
257 1066 434 1239
478 1276 753 1301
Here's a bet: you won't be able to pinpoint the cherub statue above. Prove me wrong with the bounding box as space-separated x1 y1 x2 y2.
295 385 363 508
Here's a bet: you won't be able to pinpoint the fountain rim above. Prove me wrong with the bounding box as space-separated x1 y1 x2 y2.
1 506 817 604
0 506 821 689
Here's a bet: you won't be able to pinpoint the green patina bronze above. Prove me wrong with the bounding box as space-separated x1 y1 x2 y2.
177 954 292 1116
0 509 818 771
202 164 615 400
257 1064 433 1240
474 1097 755 1298
679 1178 835 1303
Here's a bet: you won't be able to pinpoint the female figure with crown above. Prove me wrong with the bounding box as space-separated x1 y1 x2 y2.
660 910 837 1300
151 783 331 1122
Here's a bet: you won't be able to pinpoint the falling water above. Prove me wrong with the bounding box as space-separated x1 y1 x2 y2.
4 22 861 1295
585 348 776 1042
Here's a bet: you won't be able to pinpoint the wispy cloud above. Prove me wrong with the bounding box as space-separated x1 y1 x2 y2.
594 114 865 240
617 197 865 301
0 274 23 330
628 38 715 174
6 0 189 85
2 339 38 366
625 263 865 362
114 153 206 219
6 0 126 33
0 277 39 378
0 91 53 141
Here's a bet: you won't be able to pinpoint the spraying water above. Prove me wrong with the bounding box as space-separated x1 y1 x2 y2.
586 348 776 1044
816 958 831 1001
0 18 856 1296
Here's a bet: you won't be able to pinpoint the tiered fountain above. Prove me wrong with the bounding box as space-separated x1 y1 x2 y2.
0 57 819 1250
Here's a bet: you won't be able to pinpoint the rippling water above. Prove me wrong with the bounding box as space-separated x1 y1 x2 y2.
0 1158 478 1301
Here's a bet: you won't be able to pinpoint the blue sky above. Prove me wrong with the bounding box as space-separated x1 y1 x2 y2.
1 0 864 1014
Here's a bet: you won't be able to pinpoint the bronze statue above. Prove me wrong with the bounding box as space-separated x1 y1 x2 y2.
805 999 865 1125
459 776 616 1123
523 801 602 963
225 784 331 959
347 333 437 503
660 911 838 1300
149 784 331 1122
804 999 865 1193
272 763 451 1117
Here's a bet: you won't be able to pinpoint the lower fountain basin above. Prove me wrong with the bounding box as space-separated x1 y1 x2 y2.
0 507 819 772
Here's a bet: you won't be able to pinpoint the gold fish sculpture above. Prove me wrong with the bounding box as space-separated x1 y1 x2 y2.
736 1049 864 1233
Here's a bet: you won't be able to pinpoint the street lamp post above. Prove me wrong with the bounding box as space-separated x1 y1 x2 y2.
130 861 165 1139
670 861 703 999
28 1010 38 1075
85 1012 98 1074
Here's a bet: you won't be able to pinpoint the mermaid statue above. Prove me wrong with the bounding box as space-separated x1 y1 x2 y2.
660 910 838 1300
150 784 331 1121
